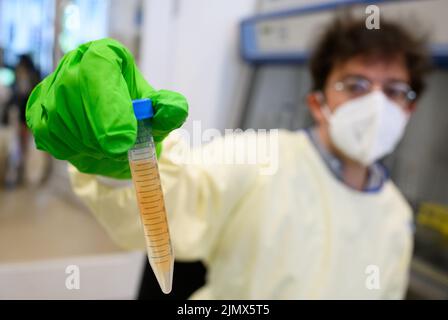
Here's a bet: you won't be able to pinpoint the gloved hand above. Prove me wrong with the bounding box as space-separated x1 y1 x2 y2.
26 38 188 179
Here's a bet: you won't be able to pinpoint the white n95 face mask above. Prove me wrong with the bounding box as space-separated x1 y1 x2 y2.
322 91 409 166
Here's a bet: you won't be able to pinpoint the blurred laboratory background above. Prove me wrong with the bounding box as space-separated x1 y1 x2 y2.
0 0 447 299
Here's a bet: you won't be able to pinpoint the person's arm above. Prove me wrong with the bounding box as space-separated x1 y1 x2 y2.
69 132 261 261
26 38 261 262
382 229 413 299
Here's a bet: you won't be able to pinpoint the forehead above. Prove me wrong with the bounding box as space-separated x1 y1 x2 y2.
328 54 410 83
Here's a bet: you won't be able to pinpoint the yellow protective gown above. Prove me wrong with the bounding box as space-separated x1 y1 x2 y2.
69 130 413 299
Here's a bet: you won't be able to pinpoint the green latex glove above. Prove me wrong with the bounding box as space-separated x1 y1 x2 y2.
26 38 188 179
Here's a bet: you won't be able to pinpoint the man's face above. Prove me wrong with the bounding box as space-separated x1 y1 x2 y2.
307 54 417 150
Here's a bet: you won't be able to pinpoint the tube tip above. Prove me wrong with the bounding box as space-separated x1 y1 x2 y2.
149 258 174 295
158 269 173 294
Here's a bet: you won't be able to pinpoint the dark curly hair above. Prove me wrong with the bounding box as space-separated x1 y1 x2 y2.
309 16 431 97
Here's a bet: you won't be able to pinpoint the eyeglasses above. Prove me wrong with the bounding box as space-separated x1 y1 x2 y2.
333 76 417 107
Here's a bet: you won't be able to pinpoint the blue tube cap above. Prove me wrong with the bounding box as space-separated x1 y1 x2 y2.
132 98 153 120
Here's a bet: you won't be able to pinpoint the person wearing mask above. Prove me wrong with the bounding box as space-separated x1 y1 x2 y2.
26 17 431 299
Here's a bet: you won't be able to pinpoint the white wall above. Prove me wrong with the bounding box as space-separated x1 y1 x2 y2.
108 0 142 58
139 0 257 134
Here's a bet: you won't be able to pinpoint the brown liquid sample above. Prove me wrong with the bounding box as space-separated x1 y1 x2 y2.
130 158 174 292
